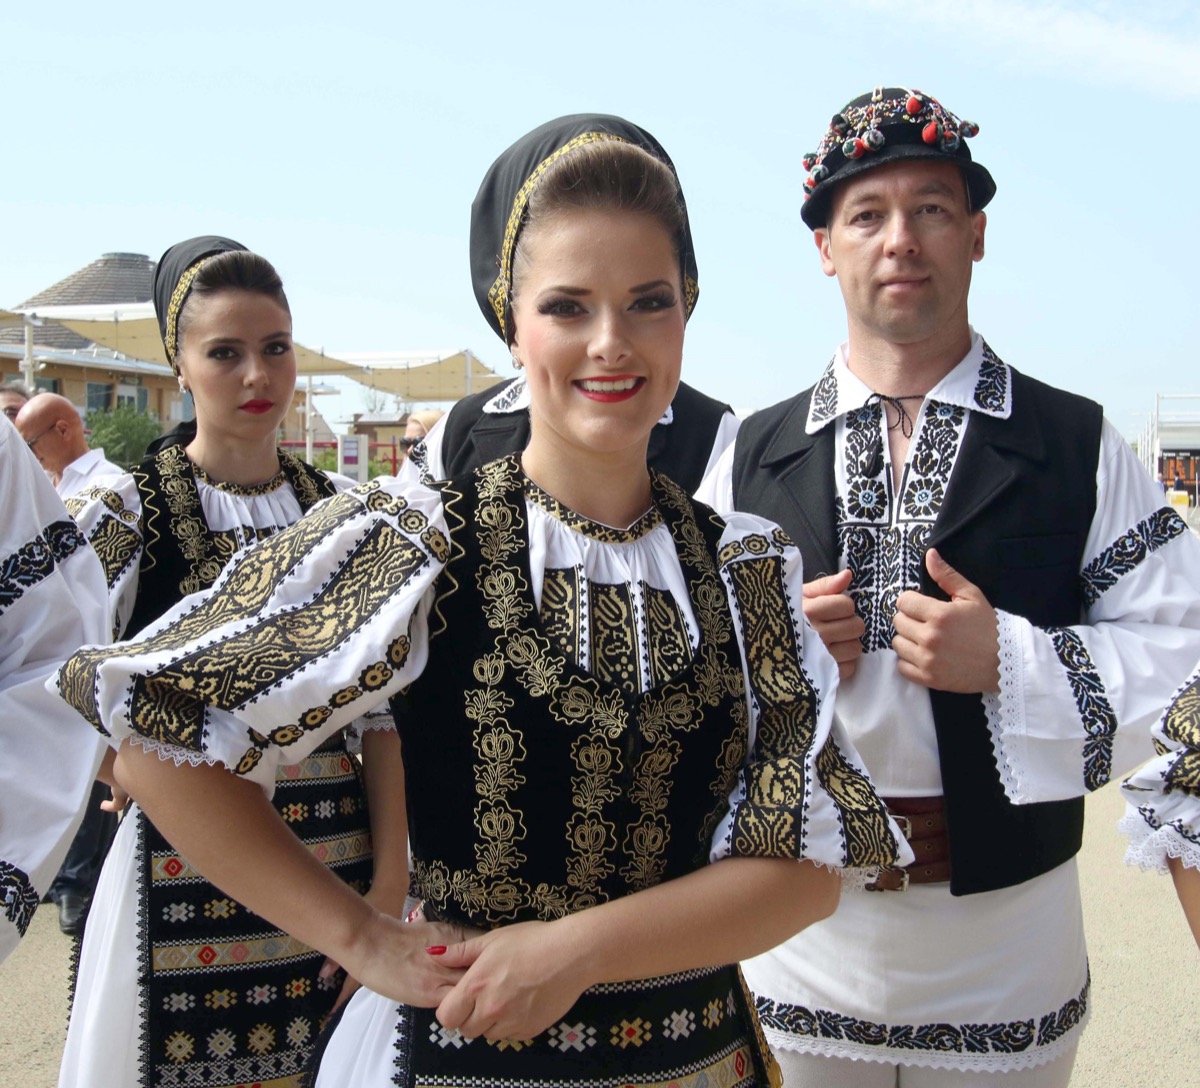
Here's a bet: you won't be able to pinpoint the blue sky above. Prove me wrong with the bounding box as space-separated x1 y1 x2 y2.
5 0 1198 438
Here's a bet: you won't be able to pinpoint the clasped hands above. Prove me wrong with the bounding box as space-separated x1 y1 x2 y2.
804 548 1000 692
341 911 588 1043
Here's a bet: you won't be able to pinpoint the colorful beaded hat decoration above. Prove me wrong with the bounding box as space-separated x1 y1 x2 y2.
799 86 995 229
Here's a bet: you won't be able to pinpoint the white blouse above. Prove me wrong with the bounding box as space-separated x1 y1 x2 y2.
0 419 109 961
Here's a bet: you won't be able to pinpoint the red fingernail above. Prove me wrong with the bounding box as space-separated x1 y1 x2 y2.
406 908 418 922
426 945 446 955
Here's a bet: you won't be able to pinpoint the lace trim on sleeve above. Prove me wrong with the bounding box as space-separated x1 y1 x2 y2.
127 733 226 770
344 704 397 754
984 609 1026 802
1119 806 1200 874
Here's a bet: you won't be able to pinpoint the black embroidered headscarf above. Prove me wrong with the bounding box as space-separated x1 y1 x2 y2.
469 114 699 344
153 235 248 372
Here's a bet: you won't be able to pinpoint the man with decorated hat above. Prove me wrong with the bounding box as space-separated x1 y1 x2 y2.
700 86 1200 1085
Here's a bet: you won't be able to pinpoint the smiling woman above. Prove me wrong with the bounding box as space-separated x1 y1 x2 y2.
54 119 910 1088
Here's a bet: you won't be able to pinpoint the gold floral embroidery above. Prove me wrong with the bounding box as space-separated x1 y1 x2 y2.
414 457 752 925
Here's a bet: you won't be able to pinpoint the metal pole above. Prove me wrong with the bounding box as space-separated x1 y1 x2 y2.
305 375 314 464
21 321 35 388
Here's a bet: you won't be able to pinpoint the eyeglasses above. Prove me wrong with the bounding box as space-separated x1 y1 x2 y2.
25 426 56 450
399 437 422 450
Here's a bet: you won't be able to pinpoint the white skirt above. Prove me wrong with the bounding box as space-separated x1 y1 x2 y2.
59 809 142 1086
744 859 1090 1074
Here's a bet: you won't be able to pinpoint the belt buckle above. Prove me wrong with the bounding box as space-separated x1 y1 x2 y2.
892 814 912 839
865 865 910 893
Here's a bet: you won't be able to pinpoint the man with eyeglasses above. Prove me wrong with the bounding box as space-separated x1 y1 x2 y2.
14 392 122 936
16 393 120 496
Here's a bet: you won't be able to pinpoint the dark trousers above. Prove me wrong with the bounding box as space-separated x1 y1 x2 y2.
49 781 118 902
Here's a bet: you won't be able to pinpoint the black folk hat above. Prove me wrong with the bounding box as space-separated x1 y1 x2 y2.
800 87 995 230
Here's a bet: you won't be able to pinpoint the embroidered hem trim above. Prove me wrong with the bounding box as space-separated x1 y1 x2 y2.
985 609 1027 802
756 972 1090 1074
1119 809 1200 874
762 1020 1086 1074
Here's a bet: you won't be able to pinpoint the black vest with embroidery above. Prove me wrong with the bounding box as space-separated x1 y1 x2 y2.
126 444 337 637
731 370 1103 895
391 454 750 929
437 379 732 495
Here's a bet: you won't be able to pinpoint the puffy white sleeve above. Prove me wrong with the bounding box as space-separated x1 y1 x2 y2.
0 422 109 960
64 473 144 639
708 512 912 875
986 420 1200 803
54 479 451 794
1120 664 1200 874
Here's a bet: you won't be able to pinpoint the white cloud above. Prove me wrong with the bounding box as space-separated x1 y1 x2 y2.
842 0 1200 101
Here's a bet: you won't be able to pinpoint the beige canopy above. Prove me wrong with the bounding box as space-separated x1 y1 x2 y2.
342 350 506 401
15 303 367 377
15 307 506 398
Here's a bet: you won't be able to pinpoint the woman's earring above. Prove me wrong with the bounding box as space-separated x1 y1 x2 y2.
511 353 523 371
177 375 189 394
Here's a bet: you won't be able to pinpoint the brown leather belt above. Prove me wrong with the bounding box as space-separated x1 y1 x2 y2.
866 796 951 891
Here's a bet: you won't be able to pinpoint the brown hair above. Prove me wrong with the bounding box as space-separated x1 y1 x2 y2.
512 140 684 300
177 250 290 348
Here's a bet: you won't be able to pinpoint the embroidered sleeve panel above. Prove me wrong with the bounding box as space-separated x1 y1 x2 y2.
1081 507 1188 607
58 483 446 752
1046 627 1118 792
129 521 430 753
0 859 39 939
1159 672 1200 797
0 520 89 619
716 525 902 870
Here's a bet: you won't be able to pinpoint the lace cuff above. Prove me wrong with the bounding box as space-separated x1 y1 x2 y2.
127 734 227 771
1119 804 1200 874
984 609 1028 802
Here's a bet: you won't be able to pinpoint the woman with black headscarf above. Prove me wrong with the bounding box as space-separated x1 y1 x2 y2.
59 238 407 1088
56 120 908 1087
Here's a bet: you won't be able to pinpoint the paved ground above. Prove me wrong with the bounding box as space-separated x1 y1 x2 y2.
2 784 1195 1086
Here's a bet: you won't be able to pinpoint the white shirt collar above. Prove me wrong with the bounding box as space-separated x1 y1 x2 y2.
805 331 1013 434
482 374 676 426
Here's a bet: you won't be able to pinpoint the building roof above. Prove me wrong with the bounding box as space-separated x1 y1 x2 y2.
2 252 155 351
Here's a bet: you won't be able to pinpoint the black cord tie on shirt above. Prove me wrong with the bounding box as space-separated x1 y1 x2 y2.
860 392 926 479
865 392 925 438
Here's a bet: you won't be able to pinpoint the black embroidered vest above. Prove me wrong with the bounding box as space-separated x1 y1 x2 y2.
731 370 1103 895
127 444 337 637
391 454 749 929
437 379 732 495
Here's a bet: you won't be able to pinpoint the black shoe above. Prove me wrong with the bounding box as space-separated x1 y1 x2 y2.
57 893 87 936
